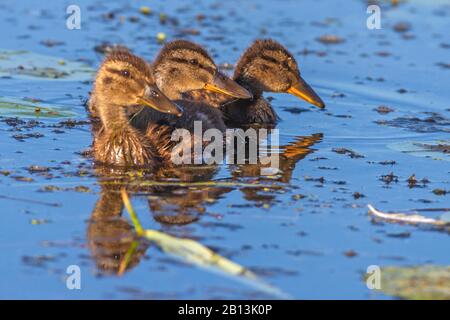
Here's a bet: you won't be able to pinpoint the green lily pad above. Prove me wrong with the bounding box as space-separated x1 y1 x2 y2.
378 265 450 300
388 140 450 161
0 97 79 118
0 49 94 81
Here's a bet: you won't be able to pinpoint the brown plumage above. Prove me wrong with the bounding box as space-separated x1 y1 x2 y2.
88 42 251 168
185 39 325 127
90 50 182 168
125 40 250 165
128 40 251 135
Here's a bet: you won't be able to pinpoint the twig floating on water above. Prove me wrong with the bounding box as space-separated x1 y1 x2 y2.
0 194 61 207
367 204 448 226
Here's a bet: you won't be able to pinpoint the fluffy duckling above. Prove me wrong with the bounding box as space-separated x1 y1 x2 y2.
129 40 252 133
186 39 325 126
90 50 182 168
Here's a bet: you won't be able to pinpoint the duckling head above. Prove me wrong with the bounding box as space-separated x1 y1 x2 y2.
235 39 325 109
152 40 251 100
92 49 182 124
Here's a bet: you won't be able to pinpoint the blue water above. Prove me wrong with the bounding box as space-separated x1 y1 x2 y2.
0 0 449 299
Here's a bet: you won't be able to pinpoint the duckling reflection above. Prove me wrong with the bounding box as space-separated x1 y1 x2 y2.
147 133 323 225
87 132 322 275
186 39 325 127
87 184 147 275
87 161 232 275
149 166 232 225
230 133 323 205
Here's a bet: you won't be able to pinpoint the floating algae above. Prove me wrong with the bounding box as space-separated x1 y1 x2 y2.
0 50 94 81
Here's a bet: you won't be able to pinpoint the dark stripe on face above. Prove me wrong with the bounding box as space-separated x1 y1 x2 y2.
104 67 148 87
260 53 296 74
105 67 133 79
106 67 123 76
168 57 216 75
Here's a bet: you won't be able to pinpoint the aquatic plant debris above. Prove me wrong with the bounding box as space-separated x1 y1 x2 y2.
367 204 449 228
101 179 283 189
0 97 78 118
375 265 450 300
388 141 450 162
0 50 94 81
120 189 289 298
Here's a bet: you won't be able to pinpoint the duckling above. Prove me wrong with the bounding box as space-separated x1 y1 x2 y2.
90 50 182 168
185 39 325 126
129 40 252 133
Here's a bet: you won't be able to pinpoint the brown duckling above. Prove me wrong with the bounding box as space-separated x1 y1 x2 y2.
129 40 252 133
185 39 325 127
90 50 182 168
122 40 253 165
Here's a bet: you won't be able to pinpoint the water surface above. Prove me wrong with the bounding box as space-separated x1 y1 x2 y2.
0 0 449 299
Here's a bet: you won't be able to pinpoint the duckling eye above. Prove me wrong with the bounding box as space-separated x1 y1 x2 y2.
121 70 130 77
150 90 159 97
189 59 198 66
260 64 270 72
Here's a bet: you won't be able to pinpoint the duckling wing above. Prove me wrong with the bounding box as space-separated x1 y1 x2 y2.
183 89 233 109
173 100 226 132
222 96 278 126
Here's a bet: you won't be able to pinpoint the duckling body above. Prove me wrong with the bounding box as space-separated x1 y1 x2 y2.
94 123 159 168
186 85 277 126
185 39 325 127
128 100 225 133
126 102 225 164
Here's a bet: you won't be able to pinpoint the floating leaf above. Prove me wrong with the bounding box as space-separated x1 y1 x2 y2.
378 265 450 300
120 189 289 298
388 140 450 161
0 49 94 81
368 204 449 227
0 97 78 118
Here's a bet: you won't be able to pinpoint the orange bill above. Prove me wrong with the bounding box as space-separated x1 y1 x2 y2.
204 73 252 99
138 85 183 117
287 76 325 109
